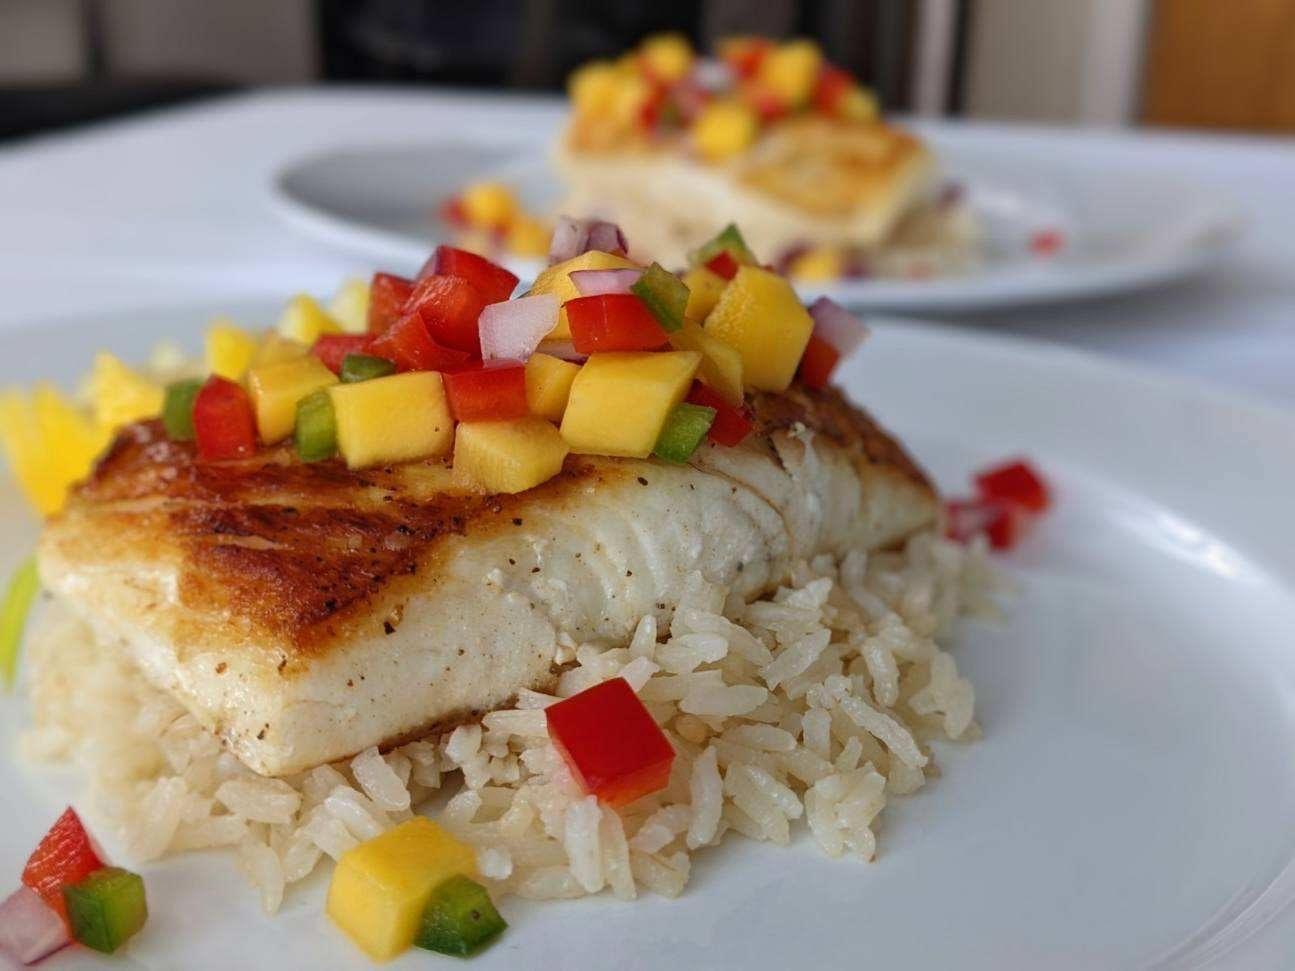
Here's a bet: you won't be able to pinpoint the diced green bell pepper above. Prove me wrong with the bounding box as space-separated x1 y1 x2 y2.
63 867 148 955
161 379 204 442
414 875 506 957
0 555 38 690
653 402 716 464
689 223 757 268
340 353 397 384
631 263 689 332
294 389 337 462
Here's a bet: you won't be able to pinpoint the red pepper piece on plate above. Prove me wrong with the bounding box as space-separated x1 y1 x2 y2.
945 498 1030 551
438 196 468 228
565 294 671 354
974 459 1051 513
368 311 471 373
312 334 371 374
22 808 104 925
812 66 853 116
546 678 675 808
193 376 257 461
704 251 739 281
442 361 529 422
425 245 519 305
723 38 773 79
797 333 841 390
402 275 489 355
686 382 753 447
368 272 416 335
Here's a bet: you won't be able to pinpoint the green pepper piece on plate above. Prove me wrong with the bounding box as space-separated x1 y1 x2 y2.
631 263 689 333
414 874 506 957
294 389 337 462
653 402 716 464
340 353 397 384
63 866 148 954
161 379 204 442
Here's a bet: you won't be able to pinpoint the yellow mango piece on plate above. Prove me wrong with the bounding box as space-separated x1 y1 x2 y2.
454 417 569 494
681 266 728 322
758 39 823 107
246 356 337 444
839 85 879 123
204 319 258 381
528 250 639 340
524 353 580 421
328 278 371 334
253 331 309 368
704 265 813 392
569 60 622 116
788 245 845 282
0 385 108 516
326 817 477 962
640 33 693 83
668 320 744 406
88 353 163 431
506 214 552 258
693 99 759 162
328 371 453 470
459 182 517 230
277 294 341 345
560 351 701 458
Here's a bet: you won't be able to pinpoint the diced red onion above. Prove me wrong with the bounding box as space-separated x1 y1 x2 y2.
548 216 630 264
478 293 560 363
808 297 870 358
0 887 69 966
535 340 587 363
569 268 642 296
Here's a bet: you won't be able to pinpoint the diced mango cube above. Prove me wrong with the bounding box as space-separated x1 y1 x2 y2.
640 33 693 83
610 73 654 129
681 266 728 322
704 265 813 392
454 418 569 494
326 817 477 962
277 294 341 345
693 100 758 162
560 351 700 458
524 353 580 421
527 250 639 340
204 319 258 381
668 320 744 406
839 85 879 123
0 384 108 516
88 353 163 430
788 245 845 282
253 332 310 368
758 39 823 106
460 182 517 230
569 60 622 117
328 371 453 469
328 278 372 334
506 214 552 258
246 356 337 444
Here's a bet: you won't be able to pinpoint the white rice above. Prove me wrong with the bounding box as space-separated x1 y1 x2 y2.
19 530 1003 913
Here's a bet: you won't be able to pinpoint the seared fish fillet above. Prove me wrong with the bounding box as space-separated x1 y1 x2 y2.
38 385 936 776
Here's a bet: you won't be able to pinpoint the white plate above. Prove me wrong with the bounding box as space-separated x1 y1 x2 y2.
269 128 1243 312
3 306 1295 969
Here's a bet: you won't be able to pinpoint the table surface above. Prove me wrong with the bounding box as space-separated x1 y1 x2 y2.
1 87 1293 410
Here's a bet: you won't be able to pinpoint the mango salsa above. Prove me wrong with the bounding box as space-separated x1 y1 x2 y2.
246 356 337 444
682 266 728 322
561 351 700 458
668 320 744 406
277 294 341 345
328 278 372 334
328 371 453 469
693 99 759 162
704 265 813 392
524 353 580 421
454 418 570 494
327 817 477 962
528 250 639 340
88 353 163 430
204 319 257 381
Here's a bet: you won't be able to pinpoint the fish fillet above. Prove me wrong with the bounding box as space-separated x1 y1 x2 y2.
38 384 936 776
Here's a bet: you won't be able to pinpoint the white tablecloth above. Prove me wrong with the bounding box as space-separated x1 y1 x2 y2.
2 88 1293 408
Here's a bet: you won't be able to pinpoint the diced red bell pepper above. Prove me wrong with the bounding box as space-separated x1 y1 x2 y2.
312 333 372 374
368 311 471 373
724 38 773 79
425 245 519 305
1030 229 1065 257
546 677 675 808
945 498 1031 551
193 376 257 461
22 808 104 925
974 459 1051 513
368 272 416 335
705 251 739 280
442 361 529 422
686 382 753 447
637 81 670 130
812 65 853 116
744 83 789 123
402 274 488 355
797 333 841 390
439 196 468 228
565 294 670 354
